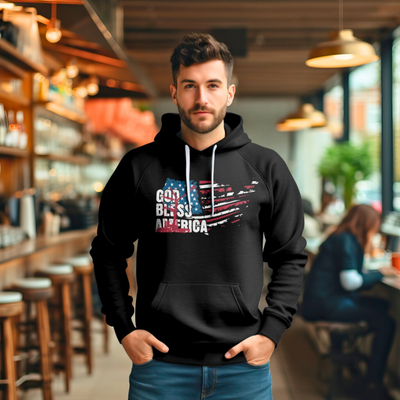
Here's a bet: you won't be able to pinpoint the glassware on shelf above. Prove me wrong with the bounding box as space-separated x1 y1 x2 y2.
0 103 7 146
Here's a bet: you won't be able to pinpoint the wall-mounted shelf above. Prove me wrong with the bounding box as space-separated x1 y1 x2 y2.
0 90 30 108
35 101 87 124
0 146 29 158
35 153 91 165
0 39 49 76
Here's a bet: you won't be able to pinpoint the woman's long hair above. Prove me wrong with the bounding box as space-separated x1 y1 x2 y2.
330 204 382 252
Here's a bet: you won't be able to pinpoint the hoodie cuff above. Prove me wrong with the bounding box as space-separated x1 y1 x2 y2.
114 318 137 344
257 314 288 348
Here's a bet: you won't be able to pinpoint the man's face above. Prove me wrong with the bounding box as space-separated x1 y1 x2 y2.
170 59 235 134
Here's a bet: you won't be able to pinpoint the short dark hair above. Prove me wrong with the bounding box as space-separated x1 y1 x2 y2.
170 33 234 88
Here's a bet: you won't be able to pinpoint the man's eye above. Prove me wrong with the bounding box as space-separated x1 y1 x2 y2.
210 84 219 88
185 84 194 88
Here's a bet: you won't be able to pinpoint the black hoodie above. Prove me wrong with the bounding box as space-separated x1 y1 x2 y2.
90 111 308 366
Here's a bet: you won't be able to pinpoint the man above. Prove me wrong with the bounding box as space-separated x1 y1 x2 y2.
90 33 308 400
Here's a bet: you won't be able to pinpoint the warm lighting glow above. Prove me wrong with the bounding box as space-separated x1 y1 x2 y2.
49 168 57 177
66 65 79 78
87 83 99 95
66 59 79 78
46 4 62 43
332 54 354 60
106 79 116 87
93 182 104 192
0 1 14 10
34 73 46 82
276 103 327 131
306 30 379 68
86 76 99 96
46 20 62 43
73 85 88 98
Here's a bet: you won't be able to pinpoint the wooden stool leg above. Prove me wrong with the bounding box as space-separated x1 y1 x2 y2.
82 274 93 374
103 314 109 354
3 318 18 400
36 300 53 400
61 282 72 392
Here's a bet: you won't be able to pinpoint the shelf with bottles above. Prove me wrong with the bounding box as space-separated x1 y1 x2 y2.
33 70 86 119
0 38 48 76
34 158 115 198
34 101 87 124
0 103 29 153
33 104 84 160
35 153 90 165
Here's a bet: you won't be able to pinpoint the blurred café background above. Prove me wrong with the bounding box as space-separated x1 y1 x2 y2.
1 0 400 399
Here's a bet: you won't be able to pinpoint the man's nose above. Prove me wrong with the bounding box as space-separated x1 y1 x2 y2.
196 86 208 105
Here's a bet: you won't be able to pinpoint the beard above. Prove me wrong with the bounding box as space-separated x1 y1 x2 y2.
176 100 227 134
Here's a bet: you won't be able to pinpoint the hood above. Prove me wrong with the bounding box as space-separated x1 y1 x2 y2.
153 111 251 217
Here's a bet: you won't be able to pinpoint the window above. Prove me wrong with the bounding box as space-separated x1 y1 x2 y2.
323 84 343 140
349 59 382 210
393 37 400 210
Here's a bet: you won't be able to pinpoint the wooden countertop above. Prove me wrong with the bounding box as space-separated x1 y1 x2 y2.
0 225 97 266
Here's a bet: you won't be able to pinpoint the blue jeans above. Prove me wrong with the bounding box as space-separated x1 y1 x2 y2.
128 358 273 399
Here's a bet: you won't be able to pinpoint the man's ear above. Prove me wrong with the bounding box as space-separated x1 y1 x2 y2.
227 84 236 107
170 84 178 106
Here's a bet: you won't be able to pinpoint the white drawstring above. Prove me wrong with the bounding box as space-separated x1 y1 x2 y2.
185 144 218 217
211 144 217 216
185 145 191 216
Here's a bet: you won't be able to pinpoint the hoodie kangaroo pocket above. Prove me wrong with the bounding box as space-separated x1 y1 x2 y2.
148 282 259 344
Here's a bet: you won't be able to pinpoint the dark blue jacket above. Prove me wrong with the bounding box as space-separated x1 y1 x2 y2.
301 230 383 318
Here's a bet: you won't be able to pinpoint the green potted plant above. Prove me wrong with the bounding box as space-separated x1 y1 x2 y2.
317 140 375 210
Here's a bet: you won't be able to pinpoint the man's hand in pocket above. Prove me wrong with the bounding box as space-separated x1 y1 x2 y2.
121 329 169 364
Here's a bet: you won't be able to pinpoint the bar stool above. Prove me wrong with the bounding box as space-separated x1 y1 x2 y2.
5 277 54 400
62 255 94 374
306 319 372 400
34 265 74 393
0 291 23 400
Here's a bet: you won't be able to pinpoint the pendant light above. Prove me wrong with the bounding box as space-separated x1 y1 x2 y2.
305 0 378 68
66 58 79 78
46 3 62 43
276 104 327 131
0 1 14 9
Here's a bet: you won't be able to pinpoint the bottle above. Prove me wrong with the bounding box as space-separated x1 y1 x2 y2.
0 104 6 146
9 110 20 148
5 110 14 147
16 111 27 149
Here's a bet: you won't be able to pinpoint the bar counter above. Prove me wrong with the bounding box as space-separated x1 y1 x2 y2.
0 226 98 291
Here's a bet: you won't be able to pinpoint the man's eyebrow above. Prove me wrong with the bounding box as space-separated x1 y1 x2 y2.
180 79 223 84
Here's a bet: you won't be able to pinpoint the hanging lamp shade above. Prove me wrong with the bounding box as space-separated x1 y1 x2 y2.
276 118 301 132
276 103 327 131
306 29 379 68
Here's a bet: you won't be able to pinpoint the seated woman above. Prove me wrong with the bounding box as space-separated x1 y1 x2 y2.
301 204 400 400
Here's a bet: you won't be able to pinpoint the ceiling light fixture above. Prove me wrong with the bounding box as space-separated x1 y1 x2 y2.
305 0 378 68
276 104 327 131
0 1 14 9
86 75 99 96
66 58 79 78
46 3 62 43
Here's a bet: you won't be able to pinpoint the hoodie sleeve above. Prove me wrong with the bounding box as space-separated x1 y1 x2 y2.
89 153 139 343
257 153 308 348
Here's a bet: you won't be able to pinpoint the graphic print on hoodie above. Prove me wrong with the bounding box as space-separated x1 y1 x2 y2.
90 111 308 367
155 177 259 234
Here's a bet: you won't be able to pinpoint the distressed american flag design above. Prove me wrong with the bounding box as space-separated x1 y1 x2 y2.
157 177 259 233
